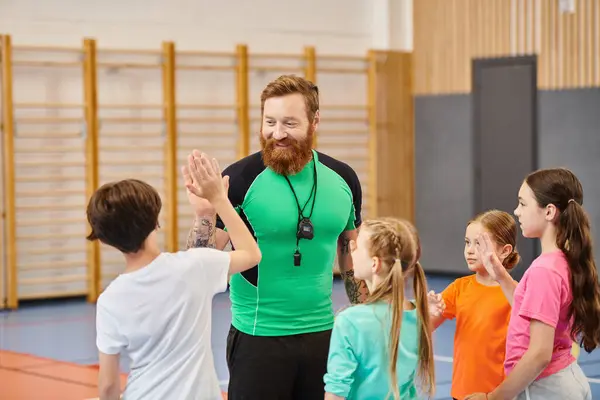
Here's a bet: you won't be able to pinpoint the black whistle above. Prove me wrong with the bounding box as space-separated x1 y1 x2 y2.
294 250 301 267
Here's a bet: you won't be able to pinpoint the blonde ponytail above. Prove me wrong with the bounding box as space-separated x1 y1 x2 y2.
387 260 405 400
413 261 435 398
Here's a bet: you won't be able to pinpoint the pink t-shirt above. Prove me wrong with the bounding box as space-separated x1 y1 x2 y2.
504 250 575 379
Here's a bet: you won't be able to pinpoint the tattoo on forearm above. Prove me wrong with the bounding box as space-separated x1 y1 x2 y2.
339 237 351 255
186 218 216 249
343 270 368 304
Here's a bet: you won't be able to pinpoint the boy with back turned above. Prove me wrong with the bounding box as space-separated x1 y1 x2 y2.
87 154 261 400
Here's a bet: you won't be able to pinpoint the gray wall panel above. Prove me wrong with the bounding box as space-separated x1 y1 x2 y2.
415 95 473 274
538 89 600 258
415 88 600 275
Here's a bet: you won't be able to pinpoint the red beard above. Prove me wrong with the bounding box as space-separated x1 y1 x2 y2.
260 127 314 175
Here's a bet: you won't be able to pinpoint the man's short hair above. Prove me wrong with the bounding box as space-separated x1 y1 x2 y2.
86 179 162 253
260 74 319 123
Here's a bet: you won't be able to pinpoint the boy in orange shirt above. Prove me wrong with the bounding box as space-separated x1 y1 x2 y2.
430 210 519 400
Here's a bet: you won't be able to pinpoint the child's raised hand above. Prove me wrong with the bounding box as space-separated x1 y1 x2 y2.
427 290 445 317
185 152 228 204
476 232 505 281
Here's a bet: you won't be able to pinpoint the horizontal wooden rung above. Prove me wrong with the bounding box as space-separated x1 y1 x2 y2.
326 153 368 160
99 159 164 166
19 259 86 271
177 65 235 71
176 142 232 151
98 48 162 55
16 174 84 183
16 117 83 124
100 117 163 123
101 144 164 151
178 131 235 137
176 50 235 58
178 117 235 124
101 171 163 179
177 104 236 110
17 232 84 241
19 289 88 300
15 132 82 138
19 274 87 286
317 139 367 146
318 67 368 74
13 45 82 54
12 61 82 68
16 188 84 197
318 130 369 135
100 131 162 138
251 53 302 60
97 62 161 69
321 104 369 110
17 217 84 227
14 102 84 109
16 204 84 211
101 260 126 266
15 160 84 167
14 146 82 153
249 66 304 72
19 246 85 255
99 104 163 110
318 54 367 62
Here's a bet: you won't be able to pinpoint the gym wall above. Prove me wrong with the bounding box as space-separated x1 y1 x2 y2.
1 1 415 307
413 0 600 275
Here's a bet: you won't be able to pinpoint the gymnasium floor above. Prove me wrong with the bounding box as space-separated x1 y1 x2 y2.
1 276 599 399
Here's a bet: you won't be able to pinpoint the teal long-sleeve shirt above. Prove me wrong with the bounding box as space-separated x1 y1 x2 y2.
324 302 421 399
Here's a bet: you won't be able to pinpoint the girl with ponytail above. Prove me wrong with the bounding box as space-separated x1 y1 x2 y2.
324 218 435 400
466 167 598 400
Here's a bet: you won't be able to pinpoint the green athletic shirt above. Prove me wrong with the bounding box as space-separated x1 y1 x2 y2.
215 149 362 336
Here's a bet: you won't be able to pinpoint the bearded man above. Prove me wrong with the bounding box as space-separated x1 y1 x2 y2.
183 75 367 399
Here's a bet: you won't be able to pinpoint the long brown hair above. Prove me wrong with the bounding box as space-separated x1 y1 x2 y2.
362 218 435 399
469 209 521 269
526 168 600 352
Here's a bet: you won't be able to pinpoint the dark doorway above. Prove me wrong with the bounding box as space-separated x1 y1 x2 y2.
472 55 538 281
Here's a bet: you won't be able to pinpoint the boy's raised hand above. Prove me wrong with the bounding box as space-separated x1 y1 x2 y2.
185 151 228 204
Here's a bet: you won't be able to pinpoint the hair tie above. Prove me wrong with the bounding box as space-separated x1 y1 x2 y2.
568 199 576 205
396 259 410 271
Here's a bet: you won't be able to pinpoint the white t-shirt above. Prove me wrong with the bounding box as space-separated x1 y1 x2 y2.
96 248 230 400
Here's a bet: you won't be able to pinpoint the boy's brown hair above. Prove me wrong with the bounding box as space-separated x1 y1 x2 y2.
86 179 162 253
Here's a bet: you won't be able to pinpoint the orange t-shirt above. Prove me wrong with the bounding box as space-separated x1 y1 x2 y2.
441 274 512 400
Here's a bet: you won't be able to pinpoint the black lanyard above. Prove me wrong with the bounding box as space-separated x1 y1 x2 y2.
283 159 317 266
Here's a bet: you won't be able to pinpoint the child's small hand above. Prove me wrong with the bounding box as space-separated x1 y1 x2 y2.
476 232 506 281
427 290 445 317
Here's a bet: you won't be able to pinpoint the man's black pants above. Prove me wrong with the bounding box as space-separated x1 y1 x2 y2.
226 325 332 399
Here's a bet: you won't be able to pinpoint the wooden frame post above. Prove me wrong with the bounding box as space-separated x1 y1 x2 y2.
1 35 17 309
83 38 100 302
303 46 317 148
235 44 250 160
162 41 178 252
366 49 378 218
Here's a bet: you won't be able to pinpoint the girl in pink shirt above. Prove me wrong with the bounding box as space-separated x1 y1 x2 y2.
465 168 600 400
